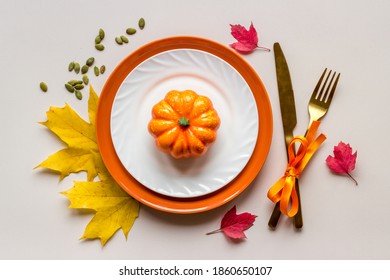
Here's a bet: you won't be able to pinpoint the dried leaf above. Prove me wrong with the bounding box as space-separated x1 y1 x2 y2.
206 205 257 239
62 176 139 246
326 141 358 185
36 87 139 246
229 22 270 53
35 86 102 181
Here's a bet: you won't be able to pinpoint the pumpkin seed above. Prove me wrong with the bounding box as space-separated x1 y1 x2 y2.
99 28 105 40
120 35 129 43
100 65 106 74
68 61 75 71
40 82 48 92
126 28 136 35
74 62 80 74
86 57 94 66
82 75 89 85
75 90 83 100
74 84 84 90
81 65 89 74
65 83 75 93
95 44 104 51
95 35 102 44
68 79 83 86
94 66 100 76
138 18 145 30
115 37 123 45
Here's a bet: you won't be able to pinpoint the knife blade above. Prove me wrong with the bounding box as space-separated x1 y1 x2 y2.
268 42 303 229
274 42 296 147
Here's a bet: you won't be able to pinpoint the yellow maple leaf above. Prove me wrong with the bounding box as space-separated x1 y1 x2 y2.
36 86 139 246
36 87 102 181
62 176 139 246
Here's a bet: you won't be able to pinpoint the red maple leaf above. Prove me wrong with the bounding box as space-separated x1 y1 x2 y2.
229 22 270 53
206 205 257 239
326 141 358 185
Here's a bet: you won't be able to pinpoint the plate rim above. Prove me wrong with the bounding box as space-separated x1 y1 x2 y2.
96 36 273 214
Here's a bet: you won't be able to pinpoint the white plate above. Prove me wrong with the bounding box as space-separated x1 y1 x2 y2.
110 49 258 198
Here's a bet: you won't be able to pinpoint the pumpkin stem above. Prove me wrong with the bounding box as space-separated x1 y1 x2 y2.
178 117 190 127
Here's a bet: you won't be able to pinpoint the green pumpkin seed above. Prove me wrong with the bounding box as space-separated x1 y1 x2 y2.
94 66 100 76
95 35 102 44
74 84 84 90
86 57 95 66
81 65 89 74
65 83 75 93
99 28 105 40
82 75 89 85
74 62 80 74
68 61 75 71
126 28 136 35
75 90 83 100
115 37 123 45
68 79 83 86
100 65 106 74
138 18 145 30
120 35 129 43
95 44 104 51
40 82 48 92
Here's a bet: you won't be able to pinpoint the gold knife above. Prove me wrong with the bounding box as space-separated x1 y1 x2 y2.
268 42 303 229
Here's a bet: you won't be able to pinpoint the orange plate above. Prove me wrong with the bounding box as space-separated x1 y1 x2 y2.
96 36 273 214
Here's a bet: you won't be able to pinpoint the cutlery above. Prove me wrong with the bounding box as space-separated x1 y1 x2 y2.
268 42 303 229
307 68 340 128
268 67 341 229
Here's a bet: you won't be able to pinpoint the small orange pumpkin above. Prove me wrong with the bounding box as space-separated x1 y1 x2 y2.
148 90 221 159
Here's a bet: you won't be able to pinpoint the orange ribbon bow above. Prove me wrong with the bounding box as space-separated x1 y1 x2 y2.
267 121 326 217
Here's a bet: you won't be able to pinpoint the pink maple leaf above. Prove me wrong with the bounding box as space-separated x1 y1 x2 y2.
206 205 257 239
326 141 358 185
229 22 270 53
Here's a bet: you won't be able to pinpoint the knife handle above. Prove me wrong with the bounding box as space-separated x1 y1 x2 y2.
268 180 303 229
268 202 282 229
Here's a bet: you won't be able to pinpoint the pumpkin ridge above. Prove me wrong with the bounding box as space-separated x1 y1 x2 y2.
149 119 176 137
171 125 181 149
152 100 180 121
188 126 204 145
185 128 206 156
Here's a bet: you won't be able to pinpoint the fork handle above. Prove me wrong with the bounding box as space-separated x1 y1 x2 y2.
268 179 303 229
293 179 303 229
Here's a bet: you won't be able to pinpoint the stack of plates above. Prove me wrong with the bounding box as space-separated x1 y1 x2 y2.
96 36 273 214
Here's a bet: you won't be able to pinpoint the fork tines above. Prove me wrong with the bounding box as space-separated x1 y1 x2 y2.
315 68 341 103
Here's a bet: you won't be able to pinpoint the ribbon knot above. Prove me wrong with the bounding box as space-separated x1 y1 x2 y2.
285 166 299 178
267 121 326 218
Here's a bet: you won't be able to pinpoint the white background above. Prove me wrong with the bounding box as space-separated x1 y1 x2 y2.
1 0 389 260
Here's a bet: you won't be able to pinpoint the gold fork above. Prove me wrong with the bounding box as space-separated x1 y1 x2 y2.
268 68 341 229
307 68 341 128
294 68 340 228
